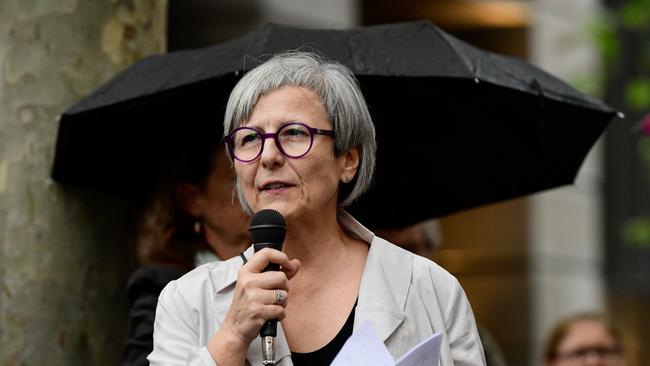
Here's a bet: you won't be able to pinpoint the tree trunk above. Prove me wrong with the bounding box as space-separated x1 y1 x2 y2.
0 1 166 364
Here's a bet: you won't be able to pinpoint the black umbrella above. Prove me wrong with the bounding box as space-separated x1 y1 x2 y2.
52 20 618 228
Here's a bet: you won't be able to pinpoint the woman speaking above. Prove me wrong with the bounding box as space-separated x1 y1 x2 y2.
149 52 486 366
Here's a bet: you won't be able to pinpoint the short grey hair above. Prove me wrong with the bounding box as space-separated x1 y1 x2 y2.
223 51 376 212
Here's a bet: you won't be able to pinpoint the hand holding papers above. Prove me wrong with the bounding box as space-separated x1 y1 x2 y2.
331 321 443 366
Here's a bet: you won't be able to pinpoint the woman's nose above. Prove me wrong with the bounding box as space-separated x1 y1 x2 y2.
259 137 284 167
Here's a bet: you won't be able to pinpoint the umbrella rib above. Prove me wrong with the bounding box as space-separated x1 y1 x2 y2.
434 28 476 77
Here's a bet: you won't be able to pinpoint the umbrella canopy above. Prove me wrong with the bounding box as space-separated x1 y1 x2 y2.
52 20 618 228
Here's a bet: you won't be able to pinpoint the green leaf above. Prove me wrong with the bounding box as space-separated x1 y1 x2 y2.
620 0 650 29
625 79 650 111
622 217 650 247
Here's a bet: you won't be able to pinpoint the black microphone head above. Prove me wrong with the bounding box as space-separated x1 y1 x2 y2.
249 209 287 249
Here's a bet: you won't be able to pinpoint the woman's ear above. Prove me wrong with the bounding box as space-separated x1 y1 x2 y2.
176 182 203 217
340 146 360 183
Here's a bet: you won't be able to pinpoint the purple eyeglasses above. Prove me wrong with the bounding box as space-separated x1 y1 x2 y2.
223 122 336 162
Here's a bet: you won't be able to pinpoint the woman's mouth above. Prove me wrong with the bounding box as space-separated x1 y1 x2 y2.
261 182 293 192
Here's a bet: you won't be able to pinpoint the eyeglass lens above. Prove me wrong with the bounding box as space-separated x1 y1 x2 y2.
231 123 314 161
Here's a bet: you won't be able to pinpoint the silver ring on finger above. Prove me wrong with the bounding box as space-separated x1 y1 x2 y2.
275 290 285 305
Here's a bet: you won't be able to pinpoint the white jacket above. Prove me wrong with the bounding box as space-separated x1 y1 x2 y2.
149 211 486 366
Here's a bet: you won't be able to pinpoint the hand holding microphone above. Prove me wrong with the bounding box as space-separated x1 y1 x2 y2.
208 209 299 366
249 209 289 365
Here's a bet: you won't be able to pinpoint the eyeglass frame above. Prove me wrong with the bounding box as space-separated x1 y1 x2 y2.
553 346 622 364
222 122 336 163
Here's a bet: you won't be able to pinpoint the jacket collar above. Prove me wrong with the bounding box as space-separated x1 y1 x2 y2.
213 246 254 294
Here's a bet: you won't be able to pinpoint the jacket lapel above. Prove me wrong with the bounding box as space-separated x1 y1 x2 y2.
355 237 412 341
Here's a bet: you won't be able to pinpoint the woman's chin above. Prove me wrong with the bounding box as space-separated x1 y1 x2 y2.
254 202 292 219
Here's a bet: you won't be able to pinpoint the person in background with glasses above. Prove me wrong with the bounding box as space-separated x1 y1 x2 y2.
543 313 625 366
149 51 486 366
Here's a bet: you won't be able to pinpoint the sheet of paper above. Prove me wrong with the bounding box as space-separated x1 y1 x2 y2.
330 320 442 366
330 321 394 366
395 332 443 366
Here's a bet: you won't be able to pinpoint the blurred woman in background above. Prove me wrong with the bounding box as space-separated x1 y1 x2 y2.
543 313 625 366
124 142 249 366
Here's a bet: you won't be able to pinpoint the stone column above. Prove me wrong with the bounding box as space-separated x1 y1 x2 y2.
0 1 166 364
529 0 606 365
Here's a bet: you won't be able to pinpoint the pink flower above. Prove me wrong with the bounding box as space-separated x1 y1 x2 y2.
641 114 650 135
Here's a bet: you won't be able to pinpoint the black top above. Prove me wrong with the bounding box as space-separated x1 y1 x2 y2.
124 266 188 366
290 301 356 366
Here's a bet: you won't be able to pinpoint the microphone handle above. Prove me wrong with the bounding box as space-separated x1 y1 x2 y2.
253 242 283 337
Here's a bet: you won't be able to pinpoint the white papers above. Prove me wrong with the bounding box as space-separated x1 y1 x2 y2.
330 321 442 366
394 330 443 366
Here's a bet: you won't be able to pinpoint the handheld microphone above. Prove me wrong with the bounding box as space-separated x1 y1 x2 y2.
249 209 287 366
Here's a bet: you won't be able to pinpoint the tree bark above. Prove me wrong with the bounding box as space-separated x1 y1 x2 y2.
0 1 166 364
